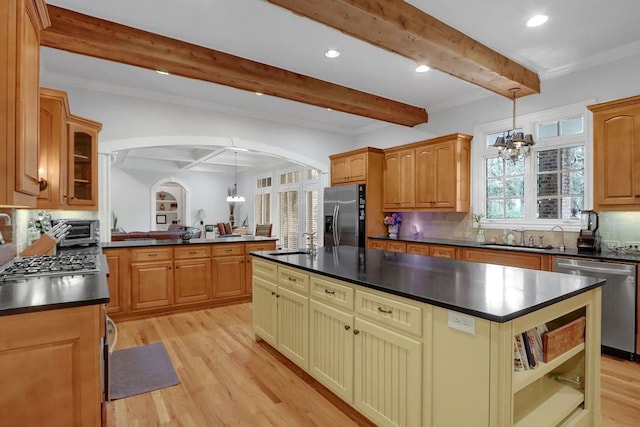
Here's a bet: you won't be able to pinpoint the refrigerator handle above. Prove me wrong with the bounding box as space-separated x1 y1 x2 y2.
333 205 339 245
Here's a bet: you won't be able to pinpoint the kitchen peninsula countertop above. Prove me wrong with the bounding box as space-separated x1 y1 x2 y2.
0 256 110 316
102 235 278 248
252 246 605 323
370 235 640 263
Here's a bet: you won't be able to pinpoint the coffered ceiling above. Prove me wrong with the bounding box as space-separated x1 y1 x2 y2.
40 0 640 174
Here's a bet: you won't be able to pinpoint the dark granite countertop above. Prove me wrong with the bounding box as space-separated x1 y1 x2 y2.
252 246 605 323
369 235 640 263
0 255 110 316
102 236 278 249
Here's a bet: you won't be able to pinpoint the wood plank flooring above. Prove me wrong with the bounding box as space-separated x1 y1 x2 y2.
107 303 640 426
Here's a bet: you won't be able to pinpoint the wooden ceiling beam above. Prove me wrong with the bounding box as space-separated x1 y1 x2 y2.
40 5 427 127
268 0 540 99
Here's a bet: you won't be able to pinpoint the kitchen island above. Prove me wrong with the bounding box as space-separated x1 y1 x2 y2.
251 246 605 427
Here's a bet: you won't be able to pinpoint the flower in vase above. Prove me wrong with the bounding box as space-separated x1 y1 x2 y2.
383 213 402 226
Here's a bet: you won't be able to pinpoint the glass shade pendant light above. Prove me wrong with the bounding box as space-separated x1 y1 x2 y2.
226 151 245 203
493 88 535 162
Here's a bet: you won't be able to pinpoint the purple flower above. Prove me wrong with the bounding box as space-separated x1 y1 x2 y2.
383 213 402 226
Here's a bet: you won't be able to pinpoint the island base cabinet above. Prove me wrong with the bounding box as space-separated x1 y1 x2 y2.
309 299 355 403
277 286 309 370
253 276 278 347
353 317 422 427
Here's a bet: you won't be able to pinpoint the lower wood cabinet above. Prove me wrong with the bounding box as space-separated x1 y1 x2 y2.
130 260 174 311
407 243 429 256
386 241 407 253
429 244 458 259
368 238 387 250
104 247 127 315
174 258 211 304
0 304 103 425
212 255 245 299
462 248 551 270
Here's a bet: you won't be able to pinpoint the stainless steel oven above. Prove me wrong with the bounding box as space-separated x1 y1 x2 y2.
54 219 100 247
554 257 637 360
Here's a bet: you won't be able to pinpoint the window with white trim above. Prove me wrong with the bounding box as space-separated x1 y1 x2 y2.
472 101 593 232
278 169 301 249
254 175 272 226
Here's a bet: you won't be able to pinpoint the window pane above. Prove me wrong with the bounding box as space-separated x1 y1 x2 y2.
505 177 524 197
486 131 504 148
505 159 524 176
563 171 584 195
254 193 270 225
561 146 584 169
305 190 318 235
505 199 524 219
279 190 299 249
307 169 319 181
538 121 559 139
537 198 559 219
487 199 504 219
560 116 583 135
537 149 558 172
487 178 504 197
537 173 557 196
564 196 583 219
486 158 504 177
280 171 300 185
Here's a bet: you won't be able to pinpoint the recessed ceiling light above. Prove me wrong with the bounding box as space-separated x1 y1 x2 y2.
325 49 340 59
415 65 430 73
526 14 548 27
156 70 170 75
255 92 263 96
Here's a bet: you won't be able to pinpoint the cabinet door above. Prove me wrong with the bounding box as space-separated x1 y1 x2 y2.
38 91 67 209
353 317 422 427
331 156 350 185
253 276 278 347
368 239 387 250
347 152 367 182
130 261 174 310
387 241 407 253
593 104 640 208
429 244 458 259
277 286 309 370
383 149 415 209
211 255 245 299
309 300 354 402
174 258 212 304
104 248 127 314
406 243 429 256
66 120 99 208
0 305 101 426
416 141 455 208
463 248 548 270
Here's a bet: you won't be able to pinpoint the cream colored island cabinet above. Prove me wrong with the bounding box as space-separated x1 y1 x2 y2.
252 256 602 427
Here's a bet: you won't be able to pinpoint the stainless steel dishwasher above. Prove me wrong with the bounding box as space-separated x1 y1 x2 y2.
554 257 637 360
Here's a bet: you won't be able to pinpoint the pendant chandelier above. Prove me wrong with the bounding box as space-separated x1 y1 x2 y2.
492 88 535 162
226 151 245 203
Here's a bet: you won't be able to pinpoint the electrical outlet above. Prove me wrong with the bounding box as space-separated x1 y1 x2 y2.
447 311 475 336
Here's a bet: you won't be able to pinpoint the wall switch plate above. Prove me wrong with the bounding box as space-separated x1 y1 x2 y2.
448 311 475 336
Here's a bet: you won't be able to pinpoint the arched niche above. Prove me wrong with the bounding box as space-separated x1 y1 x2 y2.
150 177 191 231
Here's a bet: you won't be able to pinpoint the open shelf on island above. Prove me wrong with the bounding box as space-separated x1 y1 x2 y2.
513 342 585 393
514 376 584 427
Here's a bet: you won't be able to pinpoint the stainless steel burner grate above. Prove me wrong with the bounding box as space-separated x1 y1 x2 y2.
0 254 100 281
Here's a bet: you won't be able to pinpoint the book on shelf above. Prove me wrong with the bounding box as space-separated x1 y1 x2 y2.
514 334 530 370
513 325 546 371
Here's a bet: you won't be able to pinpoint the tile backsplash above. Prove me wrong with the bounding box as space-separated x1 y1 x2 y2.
395 211 640 251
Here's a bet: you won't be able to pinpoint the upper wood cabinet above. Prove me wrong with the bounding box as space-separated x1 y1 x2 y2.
588 95 640 210
38 88 101 210
382 133 472 212
383 148 415 209
330 148 374 185
0 0 49 207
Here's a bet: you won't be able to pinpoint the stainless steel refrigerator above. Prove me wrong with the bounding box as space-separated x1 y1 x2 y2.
324 184 366 247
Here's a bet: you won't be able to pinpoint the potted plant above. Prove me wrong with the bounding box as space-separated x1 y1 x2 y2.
472 212 485 242
383 213 402 238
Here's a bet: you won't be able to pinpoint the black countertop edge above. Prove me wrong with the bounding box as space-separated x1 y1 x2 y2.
369 235 640 263
101 236 278 248
0 296 110 317
251 247 605 324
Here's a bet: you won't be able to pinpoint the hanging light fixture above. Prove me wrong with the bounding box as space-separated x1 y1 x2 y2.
493 88 535 162
226 151 245 203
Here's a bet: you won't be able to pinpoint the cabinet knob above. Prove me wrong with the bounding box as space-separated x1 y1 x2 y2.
175 266 179 269
275 294 280 298
324 289 335 295
168 266 172 270
353 329 360 335
378 307 393 314
271 291 276 296
344 325 351 331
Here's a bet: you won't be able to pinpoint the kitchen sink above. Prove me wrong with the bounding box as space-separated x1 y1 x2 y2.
481 243 555 251
267 250 311 256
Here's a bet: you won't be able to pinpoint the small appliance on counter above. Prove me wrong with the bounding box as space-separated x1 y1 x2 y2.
576 210 601 253
53 219 100 247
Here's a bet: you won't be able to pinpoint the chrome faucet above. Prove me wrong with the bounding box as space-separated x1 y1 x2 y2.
302 232 317 254
512 229 526 246
551 225 566 251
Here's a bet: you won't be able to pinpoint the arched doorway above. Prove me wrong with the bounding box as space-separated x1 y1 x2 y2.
150 177 191 231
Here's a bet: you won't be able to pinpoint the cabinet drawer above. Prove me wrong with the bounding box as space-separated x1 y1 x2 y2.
309 275 354 311
130 247 173 262
211 244 245 257
429 245 458 259
174 246 211 259
245 241 277 253
407 243 429 256
386 242 407 253
252 258 278 281
278 266 309 294
368 239 387 250
355 290 422 337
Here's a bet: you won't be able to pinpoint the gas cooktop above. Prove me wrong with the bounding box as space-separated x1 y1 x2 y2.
0 254 100 281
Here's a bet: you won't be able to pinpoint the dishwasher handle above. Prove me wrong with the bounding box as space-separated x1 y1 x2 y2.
555 261 635 276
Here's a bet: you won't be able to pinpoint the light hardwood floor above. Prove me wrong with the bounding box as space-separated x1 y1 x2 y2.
107 303 640 426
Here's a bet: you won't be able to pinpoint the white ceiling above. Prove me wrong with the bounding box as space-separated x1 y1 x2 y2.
41 0 640 174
